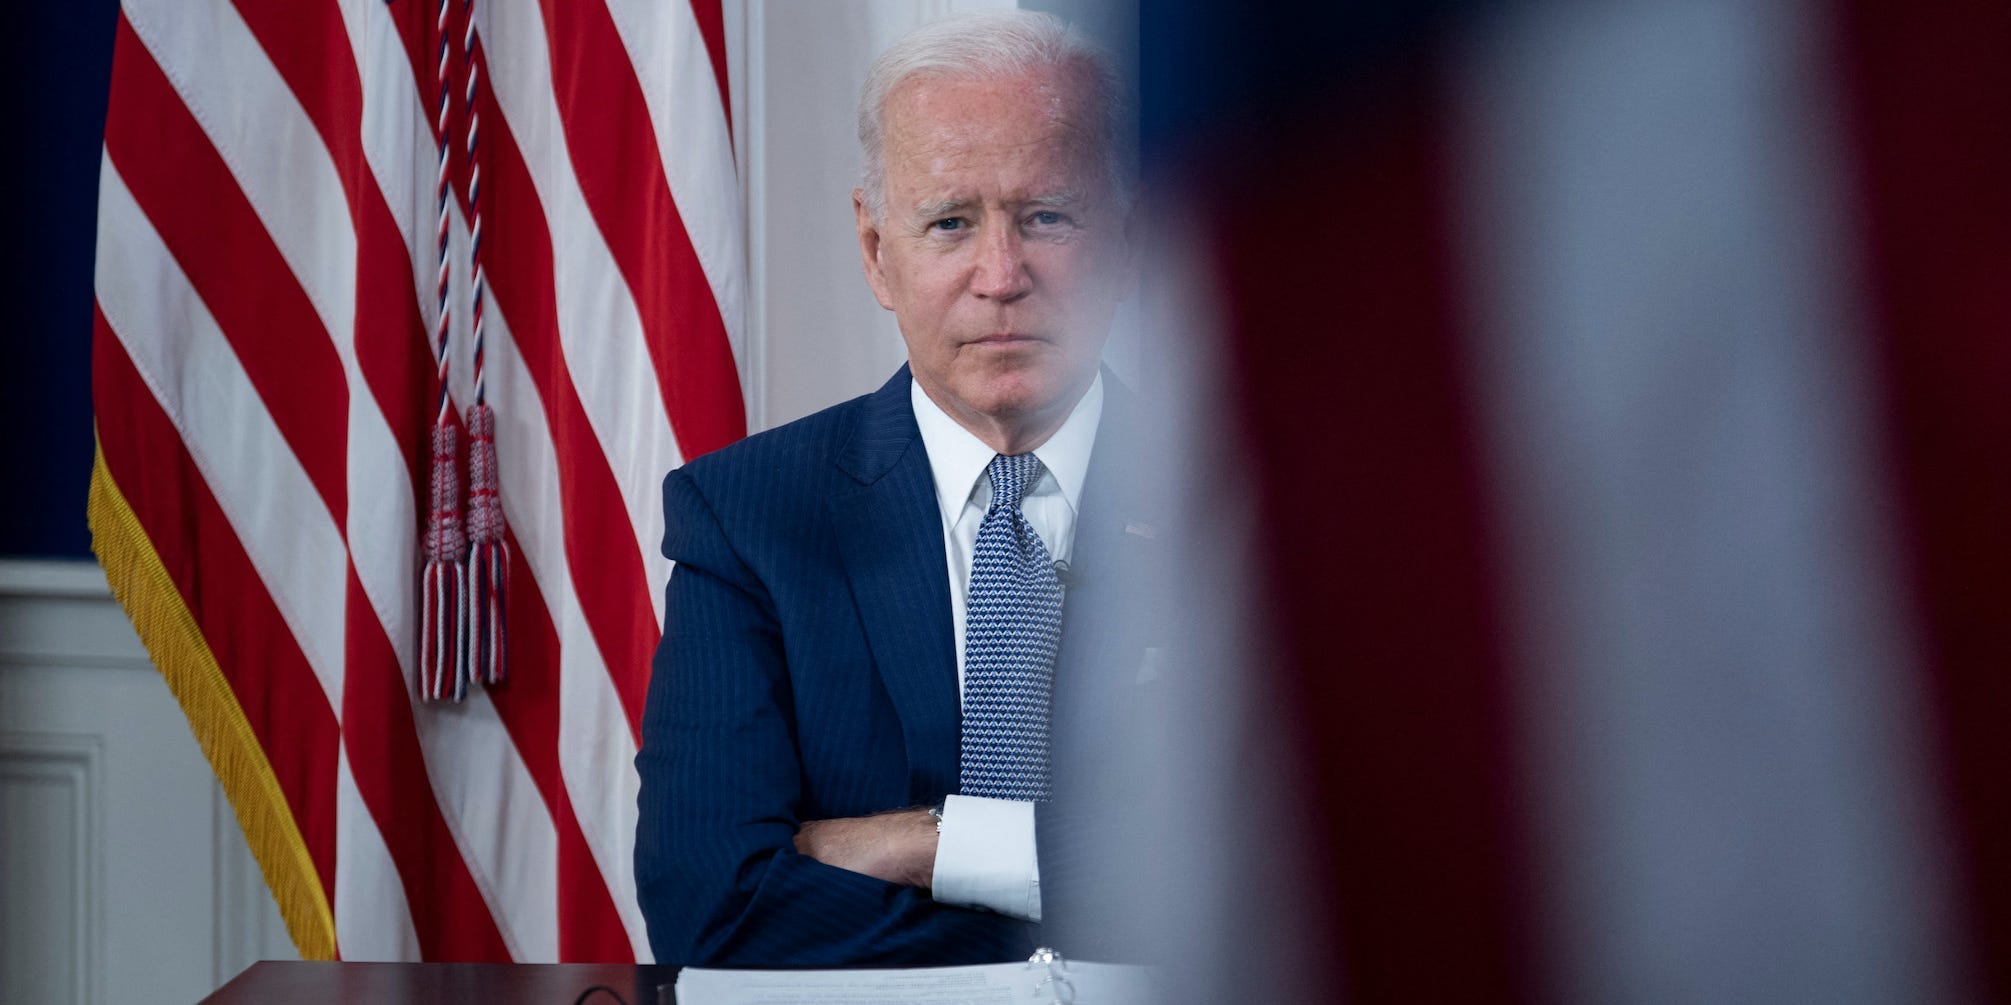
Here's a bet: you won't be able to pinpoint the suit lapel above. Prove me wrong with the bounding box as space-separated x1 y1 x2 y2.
828 367 961 801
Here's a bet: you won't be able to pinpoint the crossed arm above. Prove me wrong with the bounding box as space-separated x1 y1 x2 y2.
795 809 940 888
633 468 1031 966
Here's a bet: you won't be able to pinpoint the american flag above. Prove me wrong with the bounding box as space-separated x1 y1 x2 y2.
87 0 742 962
1149 0 2011 1000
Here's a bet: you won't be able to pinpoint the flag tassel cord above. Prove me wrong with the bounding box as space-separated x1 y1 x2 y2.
461 0 509 690
421 0 508 704
87 438 338 961
421 0 468 702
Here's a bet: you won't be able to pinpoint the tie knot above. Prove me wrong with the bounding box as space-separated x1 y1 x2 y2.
986 452 1044 511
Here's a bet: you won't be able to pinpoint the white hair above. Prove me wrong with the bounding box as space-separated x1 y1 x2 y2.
857 9 1134 221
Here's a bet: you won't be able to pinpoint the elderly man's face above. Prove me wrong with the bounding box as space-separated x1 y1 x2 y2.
857 66 1133 443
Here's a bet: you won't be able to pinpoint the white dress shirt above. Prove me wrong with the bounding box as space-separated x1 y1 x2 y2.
911 373 1104 923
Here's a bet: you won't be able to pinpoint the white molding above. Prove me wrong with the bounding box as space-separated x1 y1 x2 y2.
0 562 149 674
0 731 107 1005
0 559 110 600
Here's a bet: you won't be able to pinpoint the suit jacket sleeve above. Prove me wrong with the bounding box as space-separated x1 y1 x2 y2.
634 466 1031 966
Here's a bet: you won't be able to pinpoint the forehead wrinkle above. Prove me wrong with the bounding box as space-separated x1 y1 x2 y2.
879 70 1110 222
888 131 1100 200
909 118 1087 162
886 72 1094 153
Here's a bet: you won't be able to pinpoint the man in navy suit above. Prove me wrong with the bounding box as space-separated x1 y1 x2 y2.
634 10 1153 966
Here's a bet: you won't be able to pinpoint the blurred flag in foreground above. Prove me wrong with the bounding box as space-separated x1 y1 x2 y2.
1133 0 2009 1001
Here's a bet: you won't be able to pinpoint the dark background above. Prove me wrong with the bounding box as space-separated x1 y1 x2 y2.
2 2 120 558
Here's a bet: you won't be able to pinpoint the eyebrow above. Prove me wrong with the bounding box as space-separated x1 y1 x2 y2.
909 191 1086 220
912 197 973 220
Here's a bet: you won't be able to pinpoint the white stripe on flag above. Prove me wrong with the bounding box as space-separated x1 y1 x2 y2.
559 634 652 960
95 158 350 721
1448 0 1960 998
339 0 430 277
480 303 654 959
604 0 747 369
412 684 562 961
121 0 360 366
334 745 423 960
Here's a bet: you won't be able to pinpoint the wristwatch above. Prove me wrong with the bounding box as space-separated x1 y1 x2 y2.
926 802 945 833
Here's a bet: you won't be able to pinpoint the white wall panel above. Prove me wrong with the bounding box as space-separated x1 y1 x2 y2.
0 560 295 1003
0 733 100 1005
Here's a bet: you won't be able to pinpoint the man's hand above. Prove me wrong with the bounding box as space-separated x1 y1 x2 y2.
793 808 938 888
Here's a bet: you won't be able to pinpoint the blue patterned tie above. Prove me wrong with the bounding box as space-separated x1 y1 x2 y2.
959 452 1063 800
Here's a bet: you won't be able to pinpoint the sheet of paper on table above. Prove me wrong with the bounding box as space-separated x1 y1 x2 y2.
670 959 1157 1005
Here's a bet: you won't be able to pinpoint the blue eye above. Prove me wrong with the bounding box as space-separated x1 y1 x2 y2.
1030 211 1064 226
931 218 964 232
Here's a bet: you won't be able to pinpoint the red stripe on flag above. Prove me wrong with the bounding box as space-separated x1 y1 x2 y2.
103 14 351 527
347 202 440 495
387 0 434 106
1832 0 2011 993
1210 58 1545 1001
486 533 635 962
93 309 342 906
539 0 747 458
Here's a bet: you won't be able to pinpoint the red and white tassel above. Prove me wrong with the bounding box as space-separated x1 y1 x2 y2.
463 403 508 686
457 0 507 688
420 0 465 703
421 424 468 702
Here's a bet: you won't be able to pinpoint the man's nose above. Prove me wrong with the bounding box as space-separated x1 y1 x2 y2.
970 225 1031 300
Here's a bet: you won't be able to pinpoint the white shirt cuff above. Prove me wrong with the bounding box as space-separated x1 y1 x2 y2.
930 794 1041 921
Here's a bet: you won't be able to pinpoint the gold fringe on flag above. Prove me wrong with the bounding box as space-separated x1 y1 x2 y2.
86 436 337 961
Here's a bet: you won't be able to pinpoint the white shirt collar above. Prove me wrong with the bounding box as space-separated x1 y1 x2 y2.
911 371 1104 528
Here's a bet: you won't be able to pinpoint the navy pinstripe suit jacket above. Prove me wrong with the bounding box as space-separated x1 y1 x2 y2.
634 364 1165 967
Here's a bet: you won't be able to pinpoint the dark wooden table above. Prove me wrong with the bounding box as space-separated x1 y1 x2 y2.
204 961 684 1004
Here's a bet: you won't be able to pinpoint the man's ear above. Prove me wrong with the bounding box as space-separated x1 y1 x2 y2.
854 189 896 311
